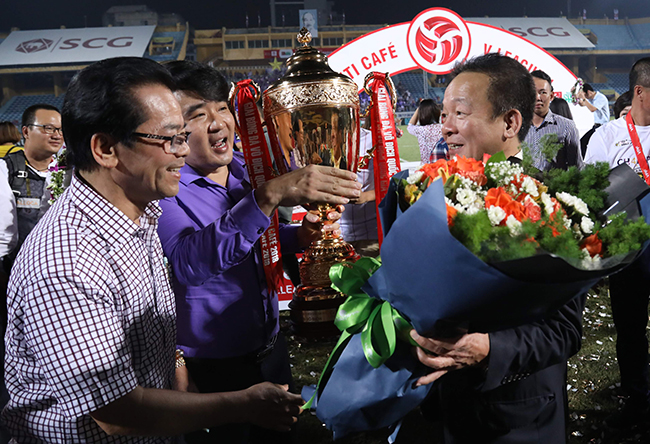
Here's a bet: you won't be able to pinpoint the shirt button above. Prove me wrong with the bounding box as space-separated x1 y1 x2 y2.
257 227 264 234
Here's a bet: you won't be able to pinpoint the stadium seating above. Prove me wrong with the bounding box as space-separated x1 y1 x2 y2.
0 94 65 126
627 22 650 49
576 24 640 51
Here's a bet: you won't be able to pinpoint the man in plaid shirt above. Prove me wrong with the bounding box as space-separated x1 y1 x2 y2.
2 57 302 443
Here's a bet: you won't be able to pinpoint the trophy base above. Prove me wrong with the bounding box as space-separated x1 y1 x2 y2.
289 295 345 339
289 236 359 339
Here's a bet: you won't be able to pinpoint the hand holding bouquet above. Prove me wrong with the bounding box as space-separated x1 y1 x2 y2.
304 153 650 440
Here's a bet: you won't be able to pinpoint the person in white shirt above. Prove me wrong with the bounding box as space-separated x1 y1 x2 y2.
339 121 378 257
578 83 610 126
584 56 650 430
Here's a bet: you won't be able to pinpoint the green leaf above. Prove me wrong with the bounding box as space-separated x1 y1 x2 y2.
486 151 507 166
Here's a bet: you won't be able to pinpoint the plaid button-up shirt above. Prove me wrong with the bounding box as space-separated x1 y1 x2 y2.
3 174 176 443
524 109 583 171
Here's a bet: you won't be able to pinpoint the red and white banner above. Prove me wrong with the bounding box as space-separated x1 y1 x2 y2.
328 8 594 135
233 80 285 296
0 26 156 66
366 73 401 245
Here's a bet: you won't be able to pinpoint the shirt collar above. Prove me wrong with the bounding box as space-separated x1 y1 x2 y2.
536 109 558 128
179 152 248 188
69 173 161 246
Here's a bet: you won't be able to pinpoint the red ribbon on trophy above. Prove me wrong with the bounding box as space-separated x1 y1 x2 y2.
364 72 401 245
230 79 284 293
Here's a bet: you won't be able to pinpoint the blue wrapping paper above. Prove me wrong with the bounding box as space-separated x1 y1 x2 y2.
308 165 650 439
303 334 432 440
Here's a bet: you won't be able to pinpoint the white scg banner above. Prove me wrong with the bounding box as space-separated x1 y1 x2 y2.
328 8 594 135
0 26 156 66
468 17 594 49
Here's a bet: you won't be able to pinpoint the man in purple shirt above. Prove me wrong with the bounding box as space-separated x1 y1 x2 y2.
4 56 304 443
157 61 361 444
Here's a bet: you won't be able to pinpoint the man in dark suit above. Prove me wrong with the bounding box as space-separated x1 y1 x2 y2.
411 53 584 443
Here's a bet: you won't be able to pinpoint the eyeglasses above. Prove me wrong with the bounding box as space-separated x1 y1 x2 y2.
131 131 191 154
29 124 63 135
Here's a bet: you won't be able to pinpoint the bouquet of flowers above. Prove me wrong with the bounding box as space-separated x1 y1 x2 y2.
399 154 650 271
47 148 69 205
303 153 650 440
570 77 584 104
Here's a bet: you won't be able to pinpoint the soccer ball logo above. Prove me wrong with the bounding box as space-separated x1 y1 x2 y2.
407 8 471 74
16 39 54 54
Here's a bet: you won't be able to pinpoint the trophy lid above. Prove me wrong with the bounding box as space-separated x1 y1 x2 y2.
267 28 356 88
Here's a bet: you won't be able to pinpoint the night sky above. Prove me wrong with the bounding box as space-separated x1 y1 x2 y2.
0 0 648 32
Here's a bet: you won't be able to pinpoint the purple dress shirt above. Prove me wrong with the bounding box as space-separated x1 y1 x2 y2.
158 152 300 359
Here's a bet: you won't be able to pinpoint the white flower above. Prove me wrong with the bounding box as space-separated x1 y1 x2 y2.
445 197 464 213
487 206 507 226
574 199 589 216
456 188 477 206
580 216 594 234
580 248 602 269
563 216 572 230
556 192 589 216
521 176 539 197
484 160 523 187
407 170 424 184
465 205 481 216
505 215 522 235
540 192 554 216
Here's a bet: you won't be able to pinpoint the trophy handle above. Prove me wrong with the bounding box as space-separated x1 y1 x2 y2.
363 72 397 109
228 80 261 138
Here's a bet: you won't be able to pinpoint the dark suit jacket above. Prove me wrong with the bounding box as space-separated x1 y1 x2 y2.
423 294 585 444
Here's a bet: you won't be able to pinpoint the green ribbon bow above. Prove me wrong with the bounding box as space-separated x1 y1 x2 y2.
303 256 417 409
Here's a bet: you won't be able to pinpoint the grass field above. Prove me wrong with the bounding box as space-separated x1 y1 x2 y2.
396 125 421 163
284 281 650 443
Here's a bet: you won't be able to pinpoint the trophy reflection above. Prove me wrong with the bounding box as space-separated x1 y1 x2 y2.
263 28 360 337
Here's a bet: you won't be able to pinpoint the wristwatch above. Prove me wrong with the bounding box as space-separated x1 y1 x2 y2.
175 349 186 368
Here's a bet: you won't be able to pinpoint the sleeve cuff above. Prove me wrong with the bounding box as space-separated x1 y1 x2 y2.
57 368 139 419
227 191 271 243
482 329 516 391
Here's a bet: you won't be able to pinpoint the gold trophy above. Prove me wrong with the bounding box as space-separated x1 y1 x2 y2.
263 28 360 338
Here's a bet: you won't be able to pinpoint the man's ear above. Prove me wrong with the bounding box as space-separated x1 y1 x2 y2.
90 133 119 169
502 109 523 140
21 126 29 141
635 84 646 103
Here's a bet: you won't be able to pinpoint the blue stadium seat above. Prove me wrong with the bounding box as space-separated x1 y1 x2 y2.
0 94 65 126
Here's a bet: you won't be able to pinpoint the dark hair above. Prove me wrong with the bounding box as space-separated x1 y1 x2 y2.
582 83 595 93
417 99 440 125
165 60 230 103
21 104 59 129
62 57 176 172
0 121 21 145
450 53 535 141
549 97 573 120
629 57 650 90
614 91 632 118
531 70 553 91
